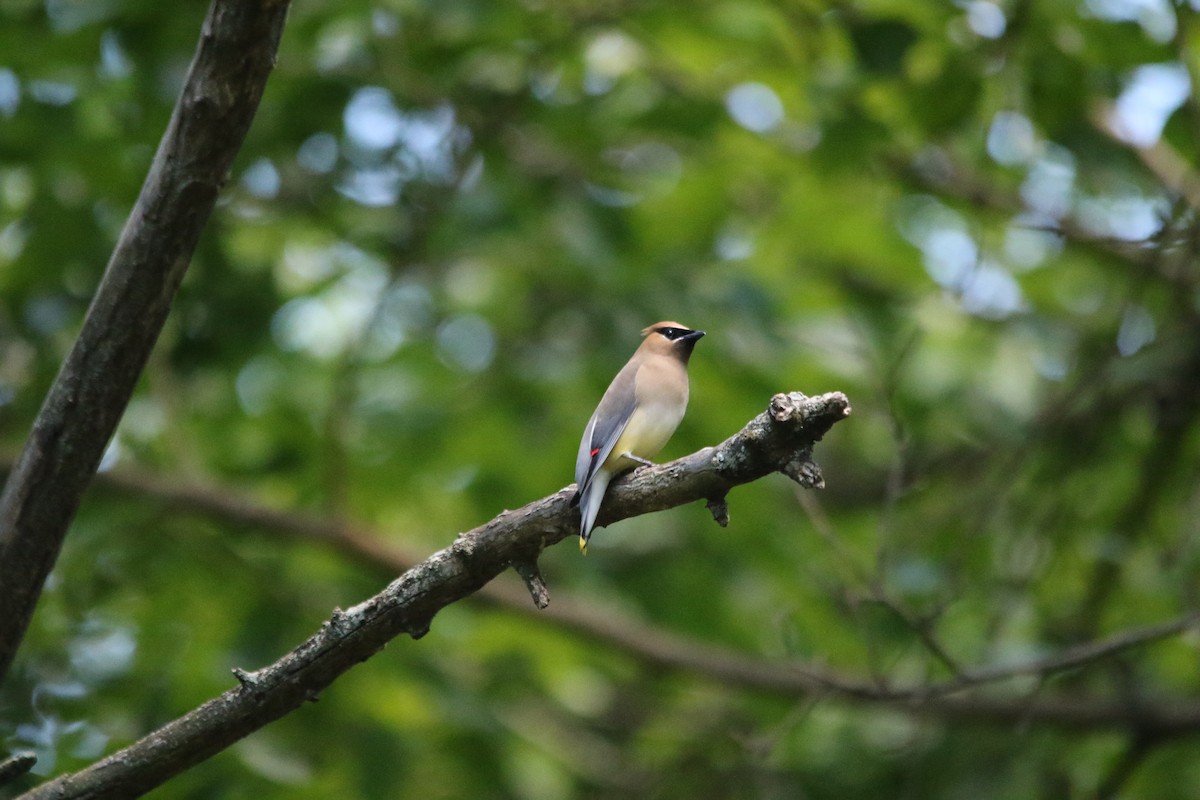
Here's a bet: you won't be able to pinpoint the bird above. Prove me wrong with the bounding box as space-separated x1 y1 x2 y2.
574 321 705 553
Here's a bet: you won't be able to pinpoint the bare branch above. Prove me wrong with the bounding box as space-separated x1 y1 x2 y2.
59 425 1200 727
795 610 1200 703
0 0 291 683
20 384 1200 797
0 753 37 789
16 391 849 799
511 559 551 609
21 386 1200 796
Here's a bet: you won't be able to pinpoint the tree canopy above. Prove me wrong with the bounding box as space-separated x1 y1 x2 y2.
2 0 1199 797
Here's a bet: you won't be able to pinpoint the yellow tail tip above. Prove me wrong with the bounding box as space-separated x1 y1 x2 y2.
579 537 588 555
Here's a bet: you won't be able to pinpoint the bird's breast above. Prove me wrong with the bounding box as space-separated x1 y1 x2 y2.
603 397 687 472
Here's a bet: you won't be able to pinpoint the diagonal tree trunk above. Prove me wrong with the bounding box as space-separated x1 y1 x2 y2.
0 0 292 683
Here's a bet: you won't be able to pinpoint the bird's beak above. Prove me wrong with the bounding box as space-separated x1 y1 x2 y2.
682 330 706 342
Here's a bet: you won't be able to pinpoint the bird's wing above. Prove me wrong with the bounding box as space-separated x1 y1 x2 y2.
575 361 639 496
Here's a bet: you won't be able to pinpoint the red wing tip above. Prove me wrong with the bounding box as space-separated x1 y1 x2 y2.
590 448 600 457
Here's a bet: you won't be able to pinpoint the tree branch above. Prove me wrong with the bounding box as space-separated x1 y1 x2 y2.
35 392 1200 720
17 391 849 799
0 753 37 789
0 0 291 683
17 387 1200 796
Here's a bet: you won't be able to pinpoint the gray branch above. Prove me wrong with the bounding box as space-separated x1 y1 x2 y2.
0 753 37 789
14 441 1200 739
0 0 291 682
17 391 850 799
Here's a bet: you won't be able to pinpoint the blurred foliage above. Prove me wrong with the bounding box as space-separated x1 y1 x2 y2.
3 0 1200 797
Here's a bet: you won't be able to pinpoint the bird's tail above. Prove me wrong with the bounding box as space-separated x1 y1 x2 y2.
577 470 612 555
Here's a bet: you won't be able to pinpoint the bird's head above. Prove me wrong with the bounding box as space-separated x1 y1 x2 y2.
639 321 705 362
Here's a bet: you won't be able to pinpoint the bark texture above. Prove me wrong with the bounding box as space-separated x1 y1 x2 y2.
0 0 292 682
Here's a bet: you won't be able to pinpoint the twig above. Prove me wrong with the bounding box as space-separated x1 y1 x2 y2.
794 610 1200 703
0 752 37 789
796 488 963 680
511 558 551 609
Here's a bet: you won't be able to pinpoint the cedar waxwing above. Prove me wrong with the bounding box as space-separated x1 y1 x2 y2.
574 321 705 553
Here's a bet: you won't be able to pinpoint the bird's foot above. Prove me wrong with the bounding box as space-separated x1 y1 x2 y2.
622 452 655 468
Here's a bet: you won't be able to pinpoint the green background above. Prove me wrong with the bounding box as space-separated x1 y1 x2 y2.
3 0 1200 796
